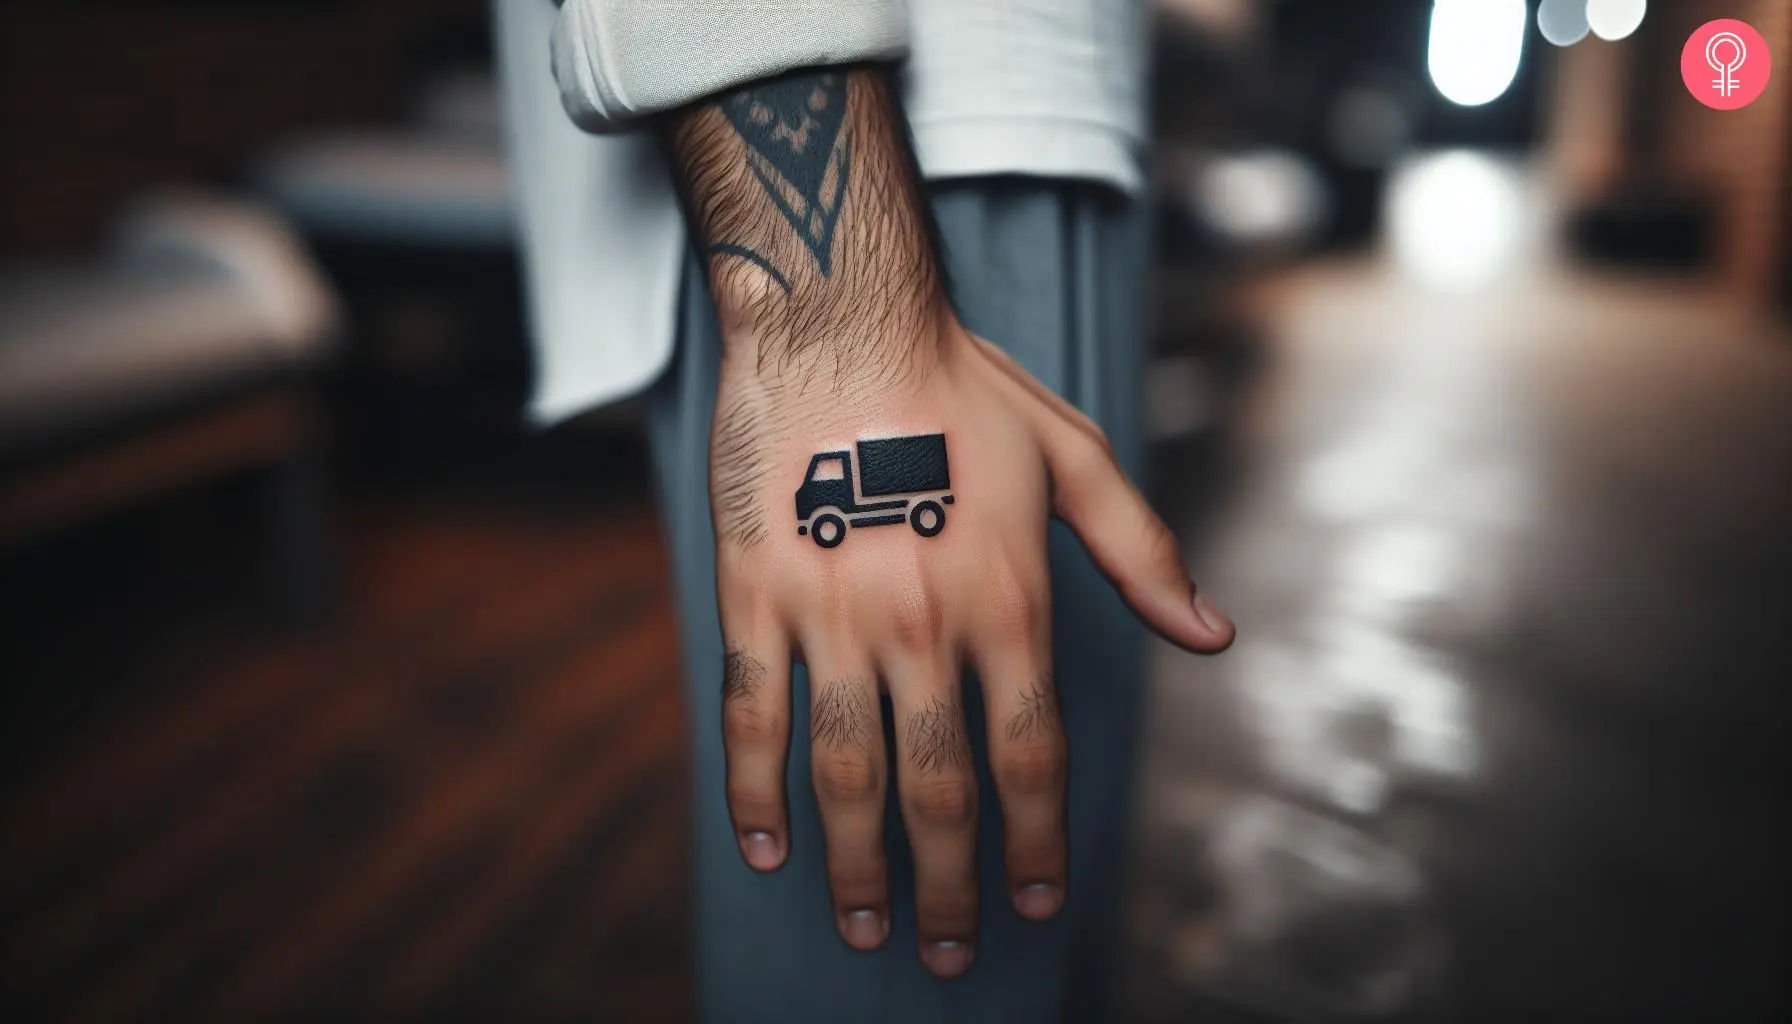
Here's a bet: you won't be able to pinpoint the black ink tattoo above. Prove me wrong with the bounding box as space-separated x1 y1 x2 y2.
722 645 766 704
794 434 952 548
905 694 968 776
810 679 878 753
716 72 852 279
712 395 768 548
1005 673 1061 744
704 243 793 295
667 68 948 391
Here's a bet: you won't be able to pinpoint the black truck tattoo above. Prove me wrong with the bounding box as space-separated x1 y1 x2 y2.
794 433 953 548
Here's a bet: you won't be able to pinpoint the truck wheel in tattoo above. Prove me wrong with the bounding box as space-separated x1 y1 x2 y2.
809 512 846 548
909 500 945 537
794 433 952 548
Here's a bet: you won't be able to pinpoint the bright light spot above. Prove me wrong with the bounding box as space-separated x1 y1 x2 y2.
1301 431 1432 521
1338 525 1461 608
1587 0 1646 41
1331 759 1390 815
1387 151 1526 290
1427 0 1527 106
1538 0 1591 46
1315 629 1480 781
1194 150 1327 246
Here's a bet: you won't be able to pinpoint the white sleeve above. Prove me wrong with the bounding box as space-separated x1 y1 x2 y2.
906 0 1147 193
551 0 911 132
496 0 685 422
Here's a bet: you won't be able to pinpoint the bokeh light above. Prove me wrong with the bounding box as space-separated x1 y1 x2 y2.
1587 0 1647 41
1427 0 1527 107
1538 0 1591 47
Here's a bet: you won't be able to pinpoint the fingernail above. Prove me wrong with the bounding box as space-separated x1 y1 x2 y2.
840 909 887 950
1192 592 1232 634
740 831 782 871
1014 883 1064 920
922 940 975 978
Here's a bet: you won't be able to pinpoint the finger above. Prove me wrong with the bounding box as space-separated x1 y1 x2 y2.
1044 426 1236 654
971 572 1067 922
885 645 979 979
720 620 792 872
801 637 890 951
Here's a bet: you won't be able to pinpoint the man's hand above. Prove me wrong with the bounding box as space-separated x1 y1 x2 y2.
666 65 1234 979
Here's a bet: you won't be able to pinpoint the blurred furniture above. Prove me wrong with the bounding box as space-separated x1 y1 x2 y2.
1567 186 1716 271
254 67 513 250
253 72 540 476
0 193 341 616
252 72 640 484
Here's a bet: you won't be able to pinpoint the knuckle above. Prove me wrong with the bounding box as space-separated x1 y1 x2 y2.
984 571 1043 644
1143 517 1185 573
1006 844 1065 885
890 584 945 652
906 777 976 828
828 859 887 898
916 891 978 934
723 701 785 745
994 741 1065 797
814 755 882 804
717 573 774 622
818 579 857 632
726 779 781 821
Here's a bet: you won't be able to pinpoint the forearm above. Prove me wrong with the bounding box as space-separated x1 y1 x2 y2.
663 65 948 386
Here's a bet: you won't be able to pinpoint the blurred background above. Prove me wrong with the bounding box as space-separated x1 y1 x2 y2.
0 0 1786 1019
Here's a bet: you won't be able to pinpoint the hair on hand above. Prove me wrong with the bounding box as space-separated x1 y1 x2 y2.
711 394 769 549
1004 673 1061 744
904 693 968 776
667 66 946 395
810 678 879 754
722 644 767 704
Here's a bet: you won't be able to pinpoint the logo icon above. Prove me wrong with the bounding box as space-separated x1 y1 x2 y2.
1682 19 1772 110
794 434 952 549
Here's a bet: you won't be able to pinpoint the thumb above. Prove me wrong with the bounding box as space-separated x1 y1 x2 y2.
1046 427 1235 653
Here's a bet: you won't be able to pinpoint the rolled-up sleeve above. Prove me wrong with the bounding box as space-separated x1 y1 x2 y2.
551 0 910 132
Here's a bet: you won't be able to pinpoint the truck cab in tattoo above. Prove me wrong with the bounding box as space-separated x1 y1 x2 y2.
794 433 953 548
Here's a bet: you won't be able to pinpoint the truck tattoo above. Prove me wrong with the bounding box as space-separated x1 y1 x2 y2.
794 433 953 548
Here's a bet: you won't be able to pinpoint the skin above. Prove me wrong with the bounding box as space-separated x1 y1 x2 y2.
663 65 1236 980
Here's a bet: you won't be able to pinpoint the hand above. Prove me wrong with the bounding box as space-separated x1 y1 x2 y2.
662 64 1233 979
711 317 1235 978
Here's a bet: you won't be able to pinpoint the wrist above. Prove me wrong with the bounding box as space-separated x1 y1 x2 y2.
715 288 960 389
668 63 954 389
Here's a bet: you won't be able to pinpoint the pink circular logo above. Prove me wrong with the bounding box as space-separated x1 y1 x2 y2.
1682 19 1772 110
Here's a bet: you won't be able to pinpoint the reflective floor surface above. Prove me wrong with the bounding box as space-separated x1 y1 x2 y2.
1124 154 1791 1020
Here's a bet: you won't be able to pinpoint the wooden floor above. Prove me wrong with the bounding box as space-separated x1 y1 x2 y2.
0 488 693 1022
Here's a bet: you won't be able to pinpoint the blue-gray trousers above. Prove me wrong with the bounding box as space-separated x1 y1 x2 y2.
645 180 1149 1023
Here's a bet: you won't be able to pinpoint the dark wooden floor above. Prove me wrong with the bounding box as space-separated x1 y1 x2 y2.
1 486 693 1022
